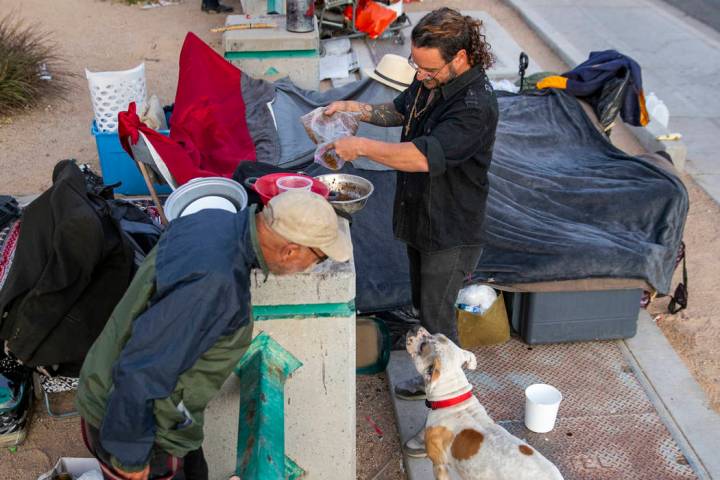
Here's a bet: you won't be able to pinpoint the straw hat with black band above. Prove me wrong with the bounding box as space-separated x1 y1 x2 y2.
364 54 416 92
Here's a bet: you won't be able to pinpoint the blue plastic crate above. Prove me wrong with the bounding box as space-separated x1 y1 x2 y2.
91 122 172 196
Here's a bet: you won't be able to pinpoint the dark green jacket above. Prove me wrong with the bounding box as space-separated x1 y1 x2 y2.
76 208 264 472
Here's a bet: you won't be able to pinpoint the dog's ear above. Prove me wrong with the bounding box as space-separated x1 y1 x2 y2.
462 350 477 371
426 357 442 387
417 326 432 339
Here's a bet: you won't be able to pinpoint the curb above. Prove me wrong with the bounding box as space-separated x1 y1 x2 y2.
621 311 720 479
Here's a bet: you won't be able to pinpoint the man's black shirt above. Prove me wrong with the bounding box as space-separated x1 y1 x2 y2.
393 65 499 252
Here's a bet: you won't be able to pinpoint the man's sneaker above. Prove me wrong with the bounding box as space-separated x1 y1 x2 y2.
394 374 426 400
403 428 426 458
0 401 30 447
201 1 233 12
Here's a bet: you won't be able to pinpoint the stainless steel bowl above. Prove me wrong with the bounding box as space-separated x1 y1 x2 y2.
315 173 374 215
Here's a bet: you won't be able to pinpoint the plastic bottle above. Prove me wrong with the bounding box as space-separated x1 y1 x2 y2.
653 102 670 129
645 92 659 114
646 92 669 129
456 285 497 314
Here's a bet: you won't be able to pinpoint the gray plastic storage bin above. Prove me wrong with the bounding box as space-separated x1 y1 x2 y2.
507 289 642 344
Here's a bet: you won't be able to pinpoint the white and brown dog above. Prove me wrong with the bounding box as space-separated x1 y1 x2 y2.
406 327 564 480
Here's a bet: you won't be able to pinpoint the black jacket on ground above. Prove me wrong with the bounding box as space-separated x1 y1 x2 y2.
0 161 134 372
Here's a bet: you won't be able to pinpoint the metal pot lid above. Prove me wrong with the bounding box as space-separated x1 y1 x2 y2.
164 177 248 221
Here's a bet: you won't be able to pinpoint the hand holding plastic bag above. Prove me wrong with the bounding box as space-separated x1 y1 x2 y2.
314 142 344 170
301 107 360 170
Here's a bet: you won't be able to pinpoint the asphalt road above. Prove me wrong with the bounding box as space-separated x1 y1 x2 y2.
662 0 720 32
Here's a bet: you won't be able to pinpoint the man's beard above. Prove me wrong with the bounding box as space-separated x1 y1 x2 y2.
446 64 458 83
422 64 459 90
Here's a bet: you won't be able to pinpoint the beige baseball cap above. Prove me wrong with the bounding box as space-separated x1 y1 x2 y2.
263 190 353 262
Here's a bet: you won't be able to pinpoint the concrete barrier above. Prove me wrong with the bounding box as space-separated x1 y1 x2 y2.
223 15 320 91
204 245 356 479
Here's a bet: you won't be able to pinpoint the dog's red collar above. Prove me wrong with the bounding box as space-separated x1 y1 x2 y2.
425 390 474 410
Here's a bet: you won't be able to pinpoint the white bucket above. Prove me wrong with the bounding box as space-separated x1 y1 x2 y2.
524 383 562 433
86 63 147 133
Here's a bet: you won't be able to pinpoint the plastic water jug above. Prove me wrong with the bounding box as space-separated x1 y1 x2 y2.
646 92 669 129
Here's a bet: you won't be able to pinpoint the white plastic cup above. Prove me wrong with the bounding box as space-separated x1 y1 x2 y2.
524 383 562 433
276 176 313 193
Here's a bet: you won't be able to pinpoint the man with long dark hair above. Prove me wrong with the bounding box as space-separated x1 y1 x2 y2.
325 8 498 453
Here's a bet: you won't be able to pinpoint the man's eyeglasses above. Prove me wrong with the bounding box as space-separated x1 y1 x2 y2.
407 54 453 80
309 247 328 264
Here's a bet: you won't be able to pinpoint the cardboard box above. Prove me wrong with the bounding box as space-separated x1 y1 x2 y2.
37 457 101 480
456 292 510 347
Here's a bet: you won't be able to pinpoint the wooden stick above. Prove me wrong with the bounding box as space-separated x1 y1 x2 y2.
369 458 394 480
211 23 277 33
137 162 169 226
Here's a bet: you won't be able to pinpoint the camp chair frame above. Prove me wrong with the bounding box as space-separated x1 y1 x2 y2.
127 132 180 226
33 373 79 418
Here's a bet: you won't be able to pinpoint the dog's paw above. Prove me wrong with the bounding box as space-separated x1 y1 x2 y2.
462 350 477 370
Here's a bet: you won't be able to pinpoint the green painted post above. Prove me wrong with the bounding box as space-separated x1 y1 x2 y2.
234 332 305 479
267 0 281 14
224 50 319 60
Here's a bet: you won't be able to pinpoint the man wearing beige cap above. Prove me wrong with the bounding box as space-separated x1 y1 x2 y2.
76 190 350 480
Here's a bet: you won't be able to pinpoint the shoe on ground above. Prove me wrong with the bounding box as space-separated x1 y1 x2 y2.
394 374 426 400
0 409 30 447
404 428 426 458
0 364 32 447
201 1 233 13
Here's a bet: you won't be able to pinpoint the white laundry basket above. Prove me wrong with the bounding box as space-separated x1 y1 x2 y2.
86 63 147 133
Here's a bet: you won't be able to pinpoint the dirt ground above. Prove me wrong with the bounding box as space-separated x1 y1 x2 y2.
0 0 718 479
648 174 720 411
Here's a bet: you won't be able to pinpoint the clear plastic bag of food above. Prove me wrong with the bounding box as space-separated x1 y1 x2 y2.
314 142 345 171
301 107 359 170
301 107 360 144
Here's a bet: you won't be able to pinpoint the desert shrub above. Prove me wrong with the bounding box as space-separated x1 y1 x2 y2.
0 15 70 114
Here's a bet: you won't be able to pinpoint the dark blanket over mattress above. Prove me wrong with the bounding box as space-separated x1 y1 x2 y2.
473 90 687 293
274 88 688 313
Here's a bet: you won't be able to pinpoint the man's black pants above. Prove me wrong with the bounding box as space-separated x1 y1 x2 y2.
407 245 484 343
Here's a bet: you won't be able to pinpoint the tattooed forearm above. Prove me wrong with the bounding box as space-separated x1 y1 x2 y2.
359 103 405 127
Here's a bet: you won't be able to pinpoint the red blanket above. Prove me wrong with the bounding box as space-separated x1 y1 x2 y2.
119 32 256 185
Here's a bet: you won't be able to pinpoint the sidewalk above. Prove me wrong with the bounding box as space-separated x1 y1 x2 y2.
505 0 720 204
387 312 720 479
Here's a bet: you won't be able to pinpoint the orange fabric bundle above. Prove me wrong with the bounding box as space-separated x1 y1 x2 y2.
345 0 397 39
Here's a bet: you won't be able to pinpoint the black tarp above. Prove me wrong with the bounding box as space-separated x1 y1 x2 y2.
299 90 687 312
475 90 687 291
248 80 687 312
